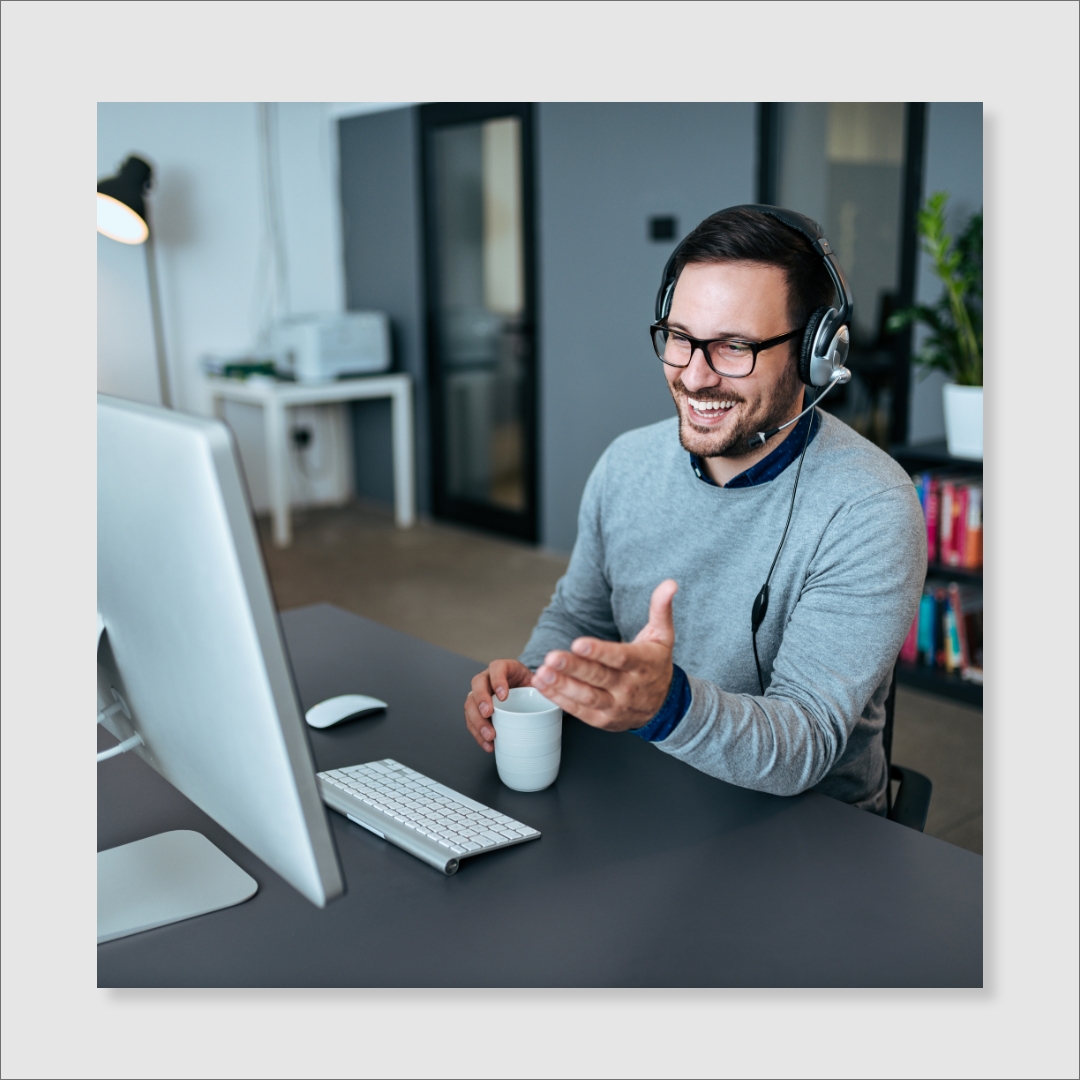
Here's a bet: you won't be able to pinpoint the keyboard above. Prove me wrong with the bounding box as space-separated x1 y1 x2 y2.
316 759 540 875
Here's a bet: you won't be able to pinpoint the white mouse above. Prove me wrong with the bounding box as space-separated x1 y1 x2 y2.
305 694 388 729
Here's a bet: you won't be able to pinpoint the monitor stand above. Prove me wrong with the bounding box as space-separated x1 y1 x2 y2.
98 830 258 944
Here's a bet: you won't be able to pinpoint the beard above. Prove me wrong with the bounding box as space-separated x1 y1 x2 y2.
670 364 804 459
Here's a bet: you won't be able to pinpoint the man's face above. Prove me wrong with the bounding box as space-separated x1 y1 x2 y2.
663 261 803 458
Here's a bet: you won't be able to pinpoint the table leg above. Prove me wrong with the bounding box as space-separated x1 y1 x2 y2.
264 397 292 547
391 381 416 528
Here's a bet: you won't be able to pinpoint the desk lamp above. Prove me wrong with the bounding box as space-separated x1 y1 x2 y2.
97 156 172 408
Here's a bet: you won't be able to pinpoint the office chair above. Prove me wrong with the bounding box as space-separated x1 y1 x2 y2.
882 665 934 831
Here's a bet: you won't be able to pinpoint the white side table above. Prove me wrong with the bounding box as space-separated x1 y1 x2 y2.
207 374 415 547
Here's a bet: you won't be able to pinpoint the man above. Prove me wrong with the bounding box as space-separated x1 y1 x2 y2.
463 206 926 813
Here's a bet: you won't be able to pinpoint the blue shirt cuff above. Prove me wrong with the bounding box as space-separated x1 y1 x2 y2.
631 663 691 742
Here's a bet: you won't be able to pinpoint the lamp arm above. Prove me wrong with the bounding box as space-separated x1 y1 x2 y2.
143 232 172 409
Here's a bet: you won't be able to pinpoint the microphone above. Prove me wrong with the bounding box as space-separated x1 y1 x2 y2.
745 367 850 451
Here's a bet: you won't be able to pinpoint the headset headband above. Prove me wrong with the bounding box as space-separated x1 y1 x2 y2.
655 204 854 328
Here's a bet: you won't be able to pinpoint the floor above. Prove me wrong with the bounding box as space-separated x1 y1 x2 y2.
260 500 983 855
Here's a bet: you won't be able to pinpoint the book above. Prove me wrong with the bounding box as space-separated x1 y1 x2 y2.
954 485 969 568
947 583 969 671
964 483 983 569
917 590 936 665
940 479 967 567
957 584 984 682
923 475 940 563
903 463 984 685
934 587 948 668
943 602 962 672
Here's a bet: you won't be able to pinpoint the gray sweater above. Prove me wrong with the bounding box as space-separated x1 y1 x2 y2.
520 411 927 812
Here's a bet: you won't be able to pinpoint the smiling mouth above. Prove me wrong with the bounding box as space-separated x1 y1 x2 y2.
685 396 738 424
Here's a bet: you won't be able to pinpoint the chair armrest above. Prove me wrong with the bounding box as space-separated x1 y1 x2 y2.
887 764 933 832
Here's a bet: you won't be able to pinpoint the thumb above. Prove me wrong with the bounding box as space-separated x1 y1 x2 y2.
635 579 678 647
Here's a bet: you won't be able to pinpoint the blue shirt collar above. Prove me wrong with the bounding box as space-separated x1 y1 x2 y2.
689 401 820 489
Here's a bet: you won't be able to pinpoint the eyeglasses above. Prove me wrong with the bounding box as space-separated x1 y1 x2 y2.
649 323 805 378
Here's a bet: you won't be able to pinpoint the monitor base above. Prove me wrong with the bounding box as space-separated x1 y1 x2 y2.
98 830 258 944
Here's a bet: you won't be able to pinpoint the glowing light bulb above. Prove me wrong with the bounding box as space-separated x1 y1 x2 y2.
97 193 148 244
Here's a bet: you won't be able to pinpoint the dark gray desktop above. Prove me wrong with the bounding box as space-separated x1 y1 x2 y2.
98 603 982 988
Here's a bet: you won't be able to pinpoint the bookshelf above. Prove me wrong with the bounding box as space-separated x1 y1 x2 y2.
891 441 983 708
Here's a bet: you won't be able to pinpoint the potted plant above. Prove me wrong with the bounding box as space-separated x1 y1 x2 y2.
888 192 983 459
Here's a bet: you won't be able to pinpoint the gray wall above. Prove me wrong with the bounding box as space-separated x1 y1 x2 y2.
337 102 979 541
535 103 756 550
338 102 756 549
338 108 430 512
908 102 984 443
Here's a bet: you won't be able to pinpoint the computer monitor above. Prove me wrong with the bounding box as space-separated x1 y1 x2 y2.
97 395 344 939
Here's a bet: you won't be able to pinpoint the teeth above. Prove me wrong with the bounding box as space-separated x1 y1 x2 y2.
689 398 734 411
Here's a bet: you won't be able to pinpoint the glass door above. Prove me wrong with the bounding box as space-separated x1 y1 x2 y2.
759 103 925 447
421 103 537 541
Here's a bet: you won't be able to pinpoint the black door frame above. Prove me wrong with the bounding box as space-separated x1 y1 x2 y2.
755 102 927 446
419 101 539 543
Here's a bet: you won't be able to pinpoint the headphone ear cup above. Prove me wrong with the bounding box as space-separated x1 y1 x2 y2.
799 307 828 385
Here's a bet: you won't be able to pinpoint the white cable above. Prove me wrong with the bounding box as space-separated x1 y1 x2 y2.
252 102 290 356
97 700 125 724
97 732 143 763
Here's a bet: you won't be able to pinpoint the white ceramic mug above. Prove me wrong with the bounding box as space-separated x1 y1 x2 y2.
492 687 562 792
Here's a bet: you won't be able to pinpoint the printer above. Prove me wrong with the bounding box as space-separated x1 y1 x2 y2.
276 312 391 383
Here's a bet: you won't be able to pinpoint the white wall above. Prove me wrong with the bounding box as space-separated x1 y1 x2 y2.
908 102 984 443
97 102 347 509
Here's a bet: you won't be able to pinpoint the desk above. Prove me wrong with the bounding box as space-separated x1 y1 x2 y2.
207 375 415 546
97 605 982 987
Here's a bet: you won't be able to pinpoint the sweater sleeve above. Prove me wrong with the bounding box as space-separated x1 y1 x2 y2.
519 452 621 670
655 481 927 799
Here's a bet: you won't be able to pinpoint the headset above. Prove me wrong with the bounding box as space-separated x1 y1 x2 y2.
655 203 854 398
654 204 855 693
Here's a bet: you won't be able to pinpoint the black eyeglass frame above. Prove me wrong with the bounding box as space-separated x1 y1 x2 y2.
648 322 805 378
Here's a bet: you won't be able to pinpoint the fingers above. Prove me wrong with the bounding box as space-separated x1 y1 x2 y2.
531 679 620 731
531 665 614 713
569 636 636 670
465 659 534 753
635 579 678 646
464 691 495 752
537 649 621 689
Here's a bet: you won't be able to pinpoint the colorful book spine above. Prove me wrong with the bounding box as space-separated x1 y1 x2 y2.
948 583 970 671
941 480 966 566
917 591 936 664
943 584 967 672
965 483 983 569
953 485 968 568
934 587 949 668
924 476 940 563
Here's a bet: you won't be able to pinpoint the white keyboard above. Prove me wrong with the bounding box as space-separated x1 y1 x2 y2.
317 758 540 875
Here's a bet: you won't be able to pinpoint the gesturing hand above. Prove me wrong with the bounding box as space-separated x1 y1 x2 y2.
531 579 678 732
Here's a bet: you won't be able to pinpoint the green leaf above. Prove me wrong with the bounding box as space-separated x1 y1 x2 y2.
905 192 983 386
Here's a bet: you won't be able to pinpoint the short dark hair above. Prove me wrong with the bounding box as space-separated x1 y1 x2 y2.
672 207 836 344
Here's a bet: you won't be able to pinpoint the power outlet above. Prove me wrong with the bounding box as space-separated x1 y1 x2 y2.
221 402 354 513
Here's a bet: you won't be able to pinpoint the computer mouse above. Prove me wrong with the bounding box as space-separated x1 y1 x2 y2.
305 694 388 729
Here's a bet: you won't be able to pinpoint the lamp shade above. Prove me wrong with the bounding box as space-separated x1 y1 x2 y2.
97 156 152 244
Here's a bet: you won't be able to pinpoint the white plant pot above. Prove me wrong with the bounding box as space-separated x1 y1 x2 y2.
943 383 983 460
